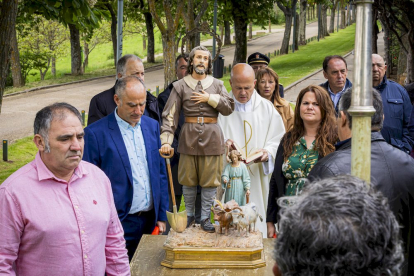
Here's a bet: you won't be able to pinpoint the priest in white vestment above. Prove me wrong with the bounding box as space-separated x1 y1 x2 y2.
218 64 285 236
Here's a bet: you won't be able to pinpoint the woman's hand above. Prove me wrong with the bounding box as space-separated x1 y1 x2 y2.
246 189 251 196
267 222 276 238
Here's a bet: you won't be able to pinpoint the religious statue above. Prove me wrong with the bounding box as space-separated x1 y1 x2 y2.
159 45 235 233
222 150 251 206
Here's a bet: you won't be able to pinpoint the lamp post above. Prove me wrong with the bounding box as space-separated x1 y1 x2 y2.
348 0 375 184
116 0 124 65
212 0 218 59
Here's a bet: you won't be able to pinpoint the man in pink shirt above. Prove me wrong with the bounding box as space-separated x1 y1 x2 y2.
0 103 130 275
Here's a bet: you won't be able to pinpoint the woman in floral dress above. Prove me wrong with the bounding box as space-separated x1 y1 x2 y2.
266 85 338 238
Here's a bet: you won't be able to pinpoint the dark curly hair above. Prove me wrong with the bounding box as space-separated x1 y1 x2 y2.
283 85 337 160
187 46 212 75
275 175 404 276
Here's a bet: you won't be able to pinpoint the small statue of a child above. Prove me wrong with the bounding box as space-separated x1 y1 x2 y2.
222 150 251 206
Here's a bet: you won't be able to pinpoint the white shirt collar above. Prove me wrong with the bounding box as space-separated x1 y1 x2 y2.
183 75 214 90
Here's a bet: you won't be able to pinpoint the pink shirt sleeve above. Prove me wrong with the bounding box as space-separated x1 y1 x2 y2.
0 188 23 275
103 178 131 276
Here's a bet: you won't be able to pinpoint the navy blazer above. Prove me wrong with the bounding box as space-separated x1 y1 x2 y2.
83 112 168 224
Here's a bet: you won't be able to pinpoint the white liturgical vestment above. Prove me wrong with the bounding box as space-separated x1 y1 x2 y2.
218 90 285 236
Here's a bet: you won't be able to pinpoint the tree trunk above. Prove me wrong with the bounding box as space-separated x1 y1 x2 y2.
224 20 231 45
220 25 224 41
0 0 18 113
372 7 379 54
248 21 253 39
105 3 117 68
318 5 325 39
294 12 299 50
83 41 89 72
322 5 329 36
299 0 307 45
407 46 414 83
341 6 346 29
69 24 82 75
162 31 176 88
347 3 351 26
232 12 248 64
143 35 146 51
11 27 24 87
329 5 336 33
380 17 392 77
281 13 293 54
52 56 56 77
144 12 155 63
269 18 271 33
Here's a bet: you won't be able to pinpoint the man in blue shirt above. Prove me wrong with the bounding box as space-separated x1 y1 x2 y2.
83 76 168 260
320 55 353 115
372 54 413 153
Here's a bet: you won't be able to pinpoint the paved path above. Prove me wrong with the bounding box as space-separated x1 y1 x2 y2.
0 19 332 143
284 32 385 102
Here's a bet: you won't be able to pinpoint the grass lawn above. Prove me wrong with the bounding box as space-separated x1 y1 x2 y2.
221 23 356 92
0 137 37 184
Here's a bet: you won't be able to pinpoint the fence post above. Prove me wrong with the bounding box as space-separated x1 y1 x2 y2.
3 140 8 161
228 64 232 73
156 86 159 96
81 110 86 126
224 66 227 75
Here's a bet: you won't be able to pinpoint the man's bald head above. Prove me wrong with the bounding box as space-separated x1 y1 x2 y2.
372 54 387 87
230 64 256 103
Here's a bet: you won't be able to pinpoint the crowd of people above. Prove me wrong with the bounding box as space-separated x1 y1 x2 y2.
1 47 414 276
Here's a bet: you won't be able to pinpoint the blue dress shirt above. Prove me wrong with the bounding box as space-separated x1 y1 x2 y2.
115 109 153 214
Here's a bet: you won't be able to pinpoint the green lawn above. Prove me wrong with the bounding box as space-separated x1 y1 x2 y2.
0 137 37 184
222 23 356 92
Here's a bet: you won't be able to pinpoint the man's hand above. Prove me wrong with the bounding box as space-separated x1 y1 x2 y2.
191 90 210 104
246 189 250 196
267 222 276 238
156 221 166 235
160 144 172 155
254 149 269 163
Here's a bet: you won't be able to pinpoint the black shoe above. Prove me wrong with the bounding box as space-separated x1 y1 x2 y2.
201 218 215 233
186 216 195 228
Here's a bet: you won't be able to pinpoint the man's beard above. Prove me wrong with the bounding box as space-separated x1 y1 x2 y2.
194 64 206 75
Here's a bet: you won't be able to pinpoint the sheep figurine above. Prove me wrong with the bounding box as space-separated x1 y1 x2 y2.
231 202 263 236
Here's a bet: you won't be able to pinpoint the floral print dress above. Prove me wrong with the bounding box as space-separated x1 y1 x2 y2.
282 137 319 196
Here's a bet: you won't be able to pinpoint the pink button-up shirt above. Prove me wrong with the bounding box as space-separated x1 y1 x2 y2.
0 153 130 276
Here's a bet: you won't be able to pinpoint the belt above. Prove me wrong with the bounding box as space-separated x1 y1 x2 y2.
131 210 151 216
231 177 241 180
185 117 217 125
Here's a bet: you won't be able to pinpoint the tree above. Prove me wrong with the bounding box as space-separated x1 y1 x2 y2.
97 0 117 67
148 0 184 88
329 0 338 33
10 27 24 87
230 0 275 64
82 23 111 72
298 0 308 45
376 0 414 83
19 0 103 76
276 0 298 55
0 0 19 113
182 0 208 50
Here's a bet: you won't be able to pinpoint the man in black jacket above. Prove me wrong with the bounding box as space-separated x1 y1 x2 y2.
87 54 160 125
319 55 352 114
308 88 414 276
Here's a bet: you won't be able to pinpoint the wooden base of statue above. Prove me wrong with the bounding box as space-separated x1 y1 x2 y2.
161 224 266 269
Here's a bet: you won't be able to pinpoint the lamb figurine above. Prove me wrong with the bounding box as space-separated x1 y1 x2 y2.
231 202 263 236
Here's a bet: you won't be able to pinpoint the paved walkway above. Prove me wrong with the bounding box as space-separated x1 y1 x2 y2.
284 32 385 102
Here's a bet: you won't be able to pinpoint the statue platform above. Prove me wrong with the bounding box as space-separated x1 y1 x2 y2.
130 235 276 275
